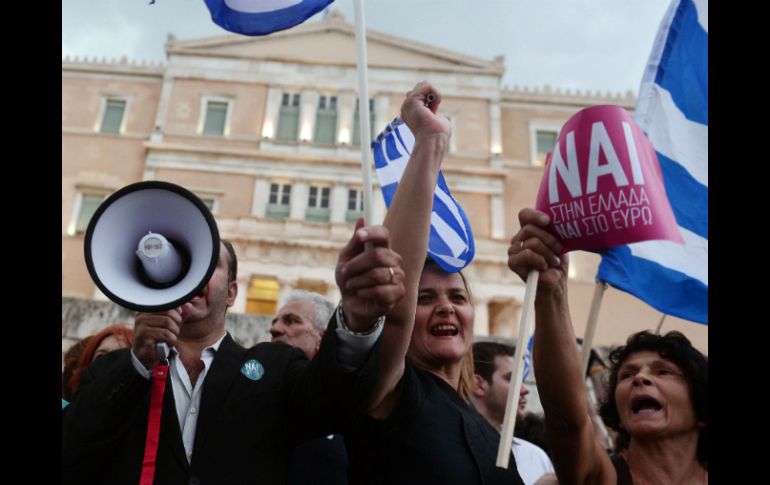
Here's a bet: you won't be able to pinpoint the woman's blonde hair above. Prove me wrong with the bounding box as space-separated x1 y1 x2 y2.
457 344 475 401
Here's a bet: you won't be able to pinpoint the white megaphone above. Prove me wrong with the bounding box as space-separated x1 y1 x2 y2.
84 181 220 313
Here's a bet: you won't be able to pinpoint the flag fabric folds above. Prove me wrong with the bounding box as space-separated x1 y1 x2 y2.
372 118 475 273
204 0 333 36
597 0 708 324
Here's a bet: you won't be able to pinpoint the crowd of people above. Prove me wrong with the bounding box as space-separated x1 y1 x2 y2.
62 81 707 485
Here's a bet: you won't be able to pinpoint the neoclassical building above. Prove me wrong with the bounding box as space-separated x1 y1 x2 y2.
62 11 706 352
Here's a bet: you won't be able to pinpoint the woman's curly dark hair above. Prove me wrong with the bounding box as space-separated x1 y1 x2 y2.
598 331 707 465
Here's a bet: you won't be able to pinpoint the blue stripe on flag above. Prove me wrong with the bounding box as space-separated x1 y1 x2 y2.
428 225 454 256
204 0 333 36
658 152 708 238
372 118 475 272
373 138 388 169
432 192 467 242
655 0 708 125
597 246 707 324
384 134 403 161
598 0 707 324
381 183 398 206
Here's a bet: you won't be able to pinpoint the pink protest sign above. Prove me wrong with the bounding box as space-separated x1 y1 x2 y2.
535 105 682 253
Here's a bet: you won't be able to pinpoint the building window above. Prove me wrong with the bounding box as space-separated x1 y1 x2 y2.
306 185 331 223
534 130 558 166
346 189 364 224
313 95 338 145
202 100 229 137
295 279 328 295
352 98 375 146
70 193 106 235
267 183 291 219
196 196 218 214
99 98 127 134
276 93 300 141
246 277 279 315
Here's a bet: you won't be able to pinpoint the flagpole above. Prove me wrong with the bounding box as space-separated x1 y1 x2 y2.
580 279 607 377
353 0 375 226
580 280 613 452
496 269 538 468
654 313 667 334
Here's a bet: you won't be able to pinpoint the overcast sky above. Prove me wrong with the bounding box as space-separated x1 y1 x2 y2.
62 0 671 96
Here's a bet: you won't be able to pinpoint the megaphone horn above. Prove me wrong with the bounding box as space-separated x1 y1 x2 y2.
84 181 220 313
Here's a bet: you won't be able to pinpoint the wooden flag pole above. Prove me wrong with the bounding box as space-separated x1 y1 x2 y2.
654 314 667 334
580 280 607 378
496 269 538 468
353 0 375 226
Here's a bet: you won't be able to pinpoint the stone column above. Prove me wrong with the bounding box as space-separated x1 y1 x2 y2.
251 178 271 218
372 185 386 225
232 278 248 313
489 100 502 155
277 277 296 308
299 90 319 142
491 193 505 240
374 95 391 135
150 74 174 142
473 297 490 336
330 184 349 224
289 181 309 220
337 92 355 145
261 86 283 139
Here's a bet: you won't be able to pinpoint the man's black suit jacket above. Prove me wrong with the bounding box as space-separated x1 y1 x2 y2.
62 318 378 485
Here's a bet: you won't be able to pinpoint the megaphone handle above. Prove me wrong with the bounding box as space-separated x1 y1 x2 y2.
156 342 170 362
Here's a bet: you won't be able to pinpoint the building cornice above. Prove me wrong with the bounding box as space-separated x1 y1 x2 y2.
62 56 164 78
145 141 509 179
502 85 635 109
165 12 504 77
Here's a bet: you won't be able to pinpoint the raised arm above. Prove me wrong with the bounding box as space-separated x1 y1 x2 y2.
363 81 451 418
507 208 614 485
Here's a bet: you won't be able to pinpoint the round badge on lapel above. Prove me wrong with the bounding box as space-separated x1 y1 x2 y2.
240 359 265 381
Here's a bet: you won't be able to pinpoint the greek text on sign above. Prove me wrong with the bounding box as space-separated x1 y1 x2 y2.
535 105 682 253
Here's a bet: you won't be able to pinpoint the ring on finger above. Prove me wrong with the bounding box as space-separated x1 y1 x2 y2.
388 266 395 283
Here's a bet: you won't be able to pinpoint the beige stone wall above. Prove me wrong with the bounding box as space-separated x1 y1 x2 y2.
500 105 571 163
500 166 545 237
61 75 161 134
62 237 94 298
440 97 490 156
154 168 256 217
62 135 147 182
163 79 268 145
455 192 491 238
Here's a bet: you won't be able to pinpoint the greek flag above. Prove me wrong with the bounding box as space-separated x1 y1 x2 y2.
597 0 708 324
204 0 333 36
372 118 475 273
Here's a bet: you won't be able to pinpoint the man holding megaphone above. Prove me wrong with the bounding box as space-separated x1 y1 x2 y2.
63 186 406 485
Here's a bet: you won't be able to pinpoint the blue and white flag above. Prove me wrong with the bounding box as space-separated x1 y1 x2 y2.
372 118 475 273
597 0 708 324
204 0 333 36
